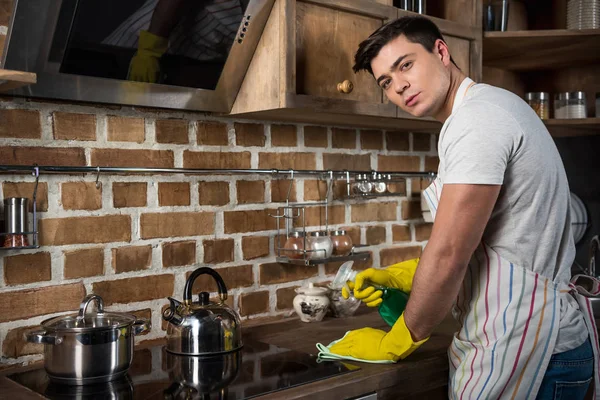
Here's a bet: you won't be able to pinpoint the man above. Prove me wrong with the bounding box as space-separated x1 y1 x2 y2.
330 16 599 399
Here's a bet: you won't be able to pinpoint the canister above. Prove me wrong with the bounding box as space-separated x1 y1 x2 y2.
525 92 550 120
554 92 587 119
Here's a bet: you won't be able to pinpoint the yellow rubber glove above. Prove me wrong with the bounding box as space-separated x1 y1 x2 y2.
128 30 168 83
342 258 419 307
329 314 428 362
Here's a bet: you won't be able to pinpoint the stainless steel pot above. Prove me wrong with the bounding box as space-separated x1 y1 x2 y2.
162 266 242 355
27 294 151 385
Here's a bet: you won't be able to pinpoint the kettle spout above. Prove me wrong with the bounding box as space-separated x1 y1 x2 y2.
162 297 184 326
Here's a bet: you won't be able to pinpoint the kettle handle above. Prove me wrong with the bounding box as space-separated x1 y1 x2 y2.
184 267 228 305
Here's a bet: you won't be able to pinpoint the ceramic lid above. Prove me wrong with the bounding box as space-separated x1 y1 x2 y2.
296 282 328 296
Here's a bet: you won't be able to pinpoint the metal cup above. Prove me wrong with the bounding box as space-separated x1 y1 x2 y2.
4 197 29 234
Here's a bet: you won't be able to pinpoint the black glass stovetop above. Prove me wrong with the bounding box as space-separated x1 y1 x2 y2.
8 340 359 399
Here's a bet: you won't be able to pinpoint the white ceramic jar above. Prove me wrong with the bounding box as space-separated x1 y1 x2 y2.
293 283 330 322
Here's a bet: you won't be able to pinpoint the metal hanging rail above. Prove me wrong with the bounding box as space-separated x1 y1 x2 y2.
0 165 437 179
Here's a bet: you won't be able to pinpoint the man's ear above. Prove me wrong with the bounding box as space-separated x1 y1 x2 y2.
435 39 451 67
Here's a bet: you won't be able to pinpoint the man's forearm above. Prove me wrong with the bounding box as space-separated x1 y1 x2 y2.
403 243 469 341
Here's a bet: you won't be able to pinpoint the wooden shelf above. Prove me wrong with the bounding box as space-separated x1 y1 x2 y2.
0 69 37 92
483 29 600 70
545 118 600 137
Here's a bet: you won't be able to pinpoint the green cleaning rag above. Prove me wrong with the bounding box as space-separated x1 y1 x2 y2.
316 331 396 364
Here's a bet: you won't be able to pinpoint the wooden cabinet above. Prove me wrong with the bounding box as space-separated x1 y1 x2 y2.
228 0 481 131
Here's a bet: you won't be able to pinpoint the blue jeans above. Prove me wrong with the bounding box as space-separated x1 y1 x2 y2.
536 338 594 399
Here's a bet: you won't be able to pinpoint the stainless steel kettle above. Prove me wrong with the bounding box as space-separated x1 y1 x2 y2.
162 267 242 356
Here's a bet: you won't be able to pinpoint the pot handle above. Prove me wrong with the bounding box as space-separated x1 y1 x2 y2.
132 318 151 336
27 330 63 345
184 267 228 305
78 294 105 319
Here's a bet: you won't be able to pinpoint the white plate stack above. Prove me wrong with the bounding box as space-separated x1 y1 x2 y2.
568 0 600 29
570 192 588 244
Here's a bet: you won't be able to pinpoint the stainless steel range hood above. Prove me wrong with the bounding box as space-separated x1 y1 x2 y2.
2 0 275 112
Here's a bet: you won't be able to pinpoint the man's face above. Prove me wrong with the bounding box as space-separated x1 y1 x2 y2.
371 35 450 118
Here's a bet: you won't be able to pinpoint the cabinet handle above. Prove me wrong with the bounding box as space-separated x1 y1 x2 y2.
337 80 354 94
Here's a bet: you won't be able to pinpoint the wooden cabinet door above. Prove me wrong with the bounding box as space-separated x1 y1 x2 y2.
445 35 471 76
295 0 394 103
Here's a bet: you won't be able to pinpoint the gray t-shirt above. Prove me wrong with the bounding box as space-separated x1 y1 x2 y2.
438 80 586 353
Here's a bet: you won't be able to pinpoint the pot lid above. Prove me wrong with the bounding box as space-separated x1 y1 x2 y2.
296 282 328 296
41 294 136 332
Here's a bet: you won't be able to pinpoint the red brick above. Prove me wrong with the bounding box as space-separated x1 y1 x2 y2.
3 325 44 358
425 156 439 172
366 226 386 245
198 181 230 206
242 236 270 260
61 182 102 210
392 225 411 242
92 275 174 305
91 149 173 168
0 146 85 166
351 202 397 223
162 240 196 267
415 223 433 241
402 199 422 220
140 212 214 239
197 121 228 146
380 246 422 267
240 291 270 316
224 209 276 234
0 109 41 139
410 178 431 196
107 116 145 143
276 286 299 310
113 182 147 208
112 245 152 273
64 247 104 279
295 205 345 228
413 133 431 151
53 112 96 141
40 215 131 245
332 128 356 149
4 252 51 285
0 283 85 323
259 262 317 284
156 119 188 144
378 155 420 172
258 153 316 170
325 254 373 275
304 126 328 148
203 238 234 264
323 153 371 171
189 264 253 292
271 125 297 147
158 182 190 206
235 123 265 146
271 179 296 203
2 181 48 211
360 130 383 150
304 180 328 201
386 131 410 151
183 151 251 169
237 180 265 204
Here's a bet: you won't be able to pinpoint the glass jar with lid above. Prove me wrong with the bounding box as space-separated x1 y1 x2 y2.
330 230 353 256
525 92 549 120
554 92 587 119
307 231 333 259
283 231 308 259
372 173 387 194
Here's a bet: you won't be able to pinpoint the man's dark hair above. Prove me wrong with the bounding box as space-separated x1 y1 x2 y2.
353 15 456 76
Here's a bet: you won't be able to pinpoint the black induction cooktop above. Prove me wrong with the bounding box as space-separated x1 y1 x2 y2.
8 340 359 399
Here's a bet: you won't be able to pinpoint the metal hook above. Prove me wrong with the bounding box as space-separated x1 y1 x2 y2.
95 166 101 189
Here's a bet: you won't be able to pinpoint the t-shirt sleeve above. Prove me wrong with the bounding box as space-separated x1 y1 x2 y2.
440 102 517 185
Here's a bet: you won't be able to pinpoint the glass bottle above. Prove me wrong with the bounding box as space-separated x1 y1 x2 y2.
283 231 307 259
329 230 353 256
372 173 387 194
307 231 333 259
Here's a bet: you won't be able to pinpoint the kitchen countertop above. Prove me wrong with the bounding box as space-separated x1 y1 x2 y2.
0 309 460 400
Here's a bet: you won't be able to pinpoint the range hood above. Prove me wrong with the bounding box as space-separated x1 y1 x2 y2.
2 0 275 112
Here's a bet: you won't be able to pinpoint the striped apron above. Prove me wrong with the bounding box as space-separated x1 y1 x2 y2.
423 176 600 399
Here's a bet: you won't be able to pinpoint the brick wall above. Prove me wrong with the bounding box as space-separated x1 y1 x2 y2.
0 97 438 366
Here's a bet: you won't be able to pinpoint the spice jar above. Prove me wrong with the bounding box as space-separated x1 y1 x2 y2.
330 230 353 256
554 92 587 119
3 198 29 248
283 231 308 259
372 174 387 194
307 231 333 259
525 92 549 120
356 175 373 195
